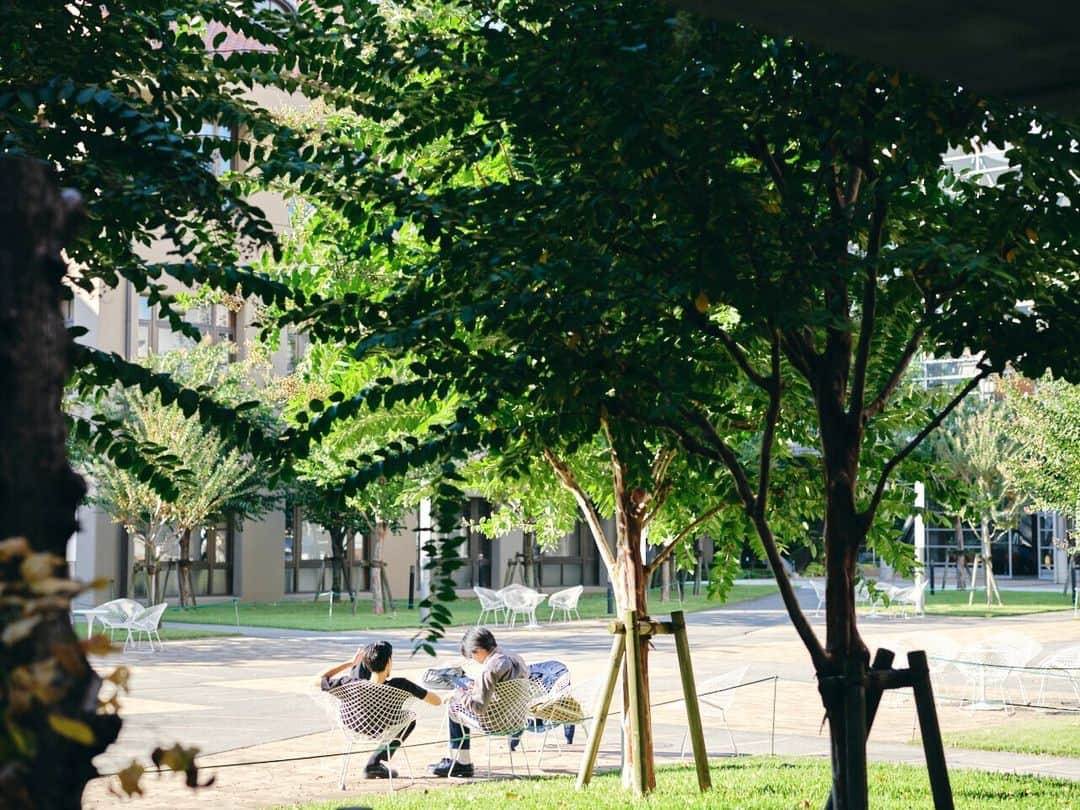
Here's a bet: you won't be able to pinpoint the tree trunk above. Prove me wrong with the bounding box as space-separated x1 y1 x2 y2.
328 525 346 595
660 555 671 603
177 528 196 608
371 521 387 615
980 516 1002 606
612 499 654 793
954 517 968 590
0 156 121 807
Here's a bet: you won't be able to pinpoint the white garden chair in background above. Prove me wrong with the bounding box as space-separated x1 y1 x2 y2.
474 587 507 626
548 585 584 623
797 579 825 616
92 598 143 642
887 580 929 617
1033 644 1080 707
448 678 540 778
316 681 419 791
115 602 168 652
500 586 547 628
680 666 748 760
527 674 603 768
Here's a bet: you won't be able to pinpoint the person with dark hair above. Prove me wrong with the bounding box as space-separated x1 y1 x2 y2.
318 641 441 779
428 627 527 778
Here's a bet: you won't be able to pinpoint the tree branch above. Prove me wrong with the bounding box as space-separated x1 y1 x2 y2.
862 367 991 525
645 502 727 577
679 406 758 512
756 332 782 516
847 198 888 421
543 448 616 573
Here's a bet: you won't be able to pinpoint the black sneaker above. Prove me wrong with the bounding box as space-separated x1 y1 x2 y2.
428 757 474 778
364 766 398 779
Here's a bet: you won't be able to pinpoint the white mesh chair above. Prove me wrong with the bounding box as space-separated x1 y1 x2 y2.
501 587 547 628
680 666 748 760
887 580 929 618
527 674 602 768
547 585 584 623
448 678 540 778
117 602 168 652
474 587 507 626
956 643 1016 711
317 681 418 790
95 598 143 643
798 580 825 616
1034 645 1080 707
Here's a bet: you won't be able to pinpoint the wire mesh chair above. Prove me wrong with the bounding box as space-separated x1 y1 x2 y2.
527 674 602 768
474 587 507 626
680 666 748 760
547 585 584 623
119 602 168 652
500 587 547 628
95 598 143 643
1033 644 1080 706
448 678 541 778
797 580 825 616
316 681 419 790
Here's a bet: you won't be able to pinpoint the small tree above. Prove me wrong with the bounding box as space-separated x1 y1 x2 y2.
932 397 1024 605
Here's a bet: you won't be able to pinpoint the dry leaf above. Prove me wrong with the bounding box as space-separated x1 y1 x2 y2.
81 634 115 656
0 536 29 562
52 641 88 676
2 616 41 646
20 553 58 583
116 762 145 797
694 291 710 314
105 666 131 693
47 713 95 746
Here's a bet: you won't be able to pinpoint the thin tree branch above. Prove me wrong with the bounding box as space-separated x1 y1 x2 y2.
754 133 787 197
862 367 991 525
645 502 727 577
864 320 928 420
543 448 616 573
847 198 888 421
756 333 783 517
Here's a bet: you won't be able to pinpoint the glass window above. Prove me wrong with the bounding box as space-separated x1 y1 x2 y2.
300 521 330 561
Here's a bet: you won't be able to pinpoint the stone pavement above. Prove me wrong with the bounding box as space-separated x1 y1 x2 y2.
81 591 1080 808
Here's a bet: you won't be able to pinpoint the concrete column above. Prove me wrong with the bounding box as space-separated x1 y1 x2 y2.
234 510 285 603
914 482 927 613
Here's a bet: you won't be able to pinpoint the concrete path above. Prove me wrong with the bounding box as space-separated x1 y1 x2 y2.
81 591 1080 808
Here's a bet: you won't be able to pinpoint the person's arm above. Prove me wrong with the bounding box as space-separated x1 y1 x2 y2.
317 651 362 687
463 659 503 713
423 691 443 707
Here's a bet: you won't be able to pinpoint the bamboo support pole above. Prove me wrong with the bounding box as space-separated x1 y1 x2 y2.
576 630 625 789
671 610 711 791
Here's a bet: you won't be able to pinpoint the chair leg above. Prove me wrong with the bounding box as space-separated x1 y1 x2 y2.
679 728 689 762
721 709 738 755
339 741 354 790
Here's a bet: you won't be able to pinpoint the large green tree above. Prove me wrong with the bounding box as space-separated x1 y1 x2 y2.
274 3 1080 805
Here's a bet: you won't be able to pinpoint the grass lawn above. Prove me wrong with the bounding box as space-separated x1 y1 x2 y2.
72 620 238 642
273 758 1079 810
165 584 778 632
860 588 1074 619
943 716 1080 758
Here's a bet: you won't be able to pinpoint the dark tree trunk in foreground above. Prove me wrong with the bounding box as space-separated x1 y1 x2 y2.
0 156 121 808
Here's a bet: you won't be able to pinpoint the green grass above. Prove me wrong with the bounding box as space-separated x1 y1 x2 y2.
72 620 238 642
944 716 1080 758
271 758 1080 810
920 589 1073 618
165 584 778 632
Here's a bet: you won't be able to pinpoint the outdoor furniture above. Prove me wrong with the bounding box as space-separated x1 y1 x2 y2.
886 580 928 617
547 585 584 623
527 674 603 768
680 666 748 760
955 643 1019 711
1033 645 1080 707
499 586 547 629
316 681 418 790
474 586 508 626
797 579 825 616
80 598 143 642
114 602 168 652
448 678 540 778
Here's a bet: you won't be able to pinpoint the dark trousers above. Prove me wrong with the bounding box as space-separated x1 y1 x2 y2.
366 720 415 771
448 715 471 750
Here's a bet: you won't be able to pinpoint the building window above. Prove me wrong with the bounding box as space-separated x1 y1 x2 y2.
197 123 237 178
135 295 238 358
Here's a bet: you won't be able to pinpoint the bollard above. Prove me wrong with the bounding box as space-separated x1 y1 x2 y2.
408 565 415 610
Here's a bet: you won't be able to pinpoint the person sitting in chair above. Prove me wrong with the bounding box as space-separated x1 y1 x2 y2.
428 627 527 778
319 640 441 779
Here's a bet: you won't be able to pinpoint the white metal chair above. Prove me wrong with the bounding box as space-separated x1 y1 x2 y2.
448 678 540 778
798 579 825 616
680 666 748 760
118 602 168 651
474 587 507 626
1033 645 1080 707
316 681 418 790
527 674 602 768
887 580 929 617
956 643 1015 711
500 587 547 628
95 598 143 642
548 585 584 623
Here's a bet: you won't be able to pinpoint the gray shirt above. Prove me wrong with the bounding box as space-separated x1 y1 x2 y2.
463 645 527 715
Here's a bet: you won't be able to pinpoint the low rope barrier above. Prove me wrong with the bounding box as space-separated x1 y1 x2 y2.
98 675 780 778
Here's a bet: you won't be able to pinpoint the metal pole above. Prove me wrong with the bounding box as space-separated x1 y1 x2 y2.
914 481 928 612
408 564 415 610
770 676 777 756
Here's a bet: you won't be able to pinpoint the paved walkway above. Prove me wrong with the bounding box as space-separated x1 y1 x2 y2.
81 592 1080 808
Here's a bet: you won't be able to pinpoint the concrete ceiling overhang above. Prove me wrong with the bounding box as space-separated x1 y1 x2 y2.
670 1 1080 116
